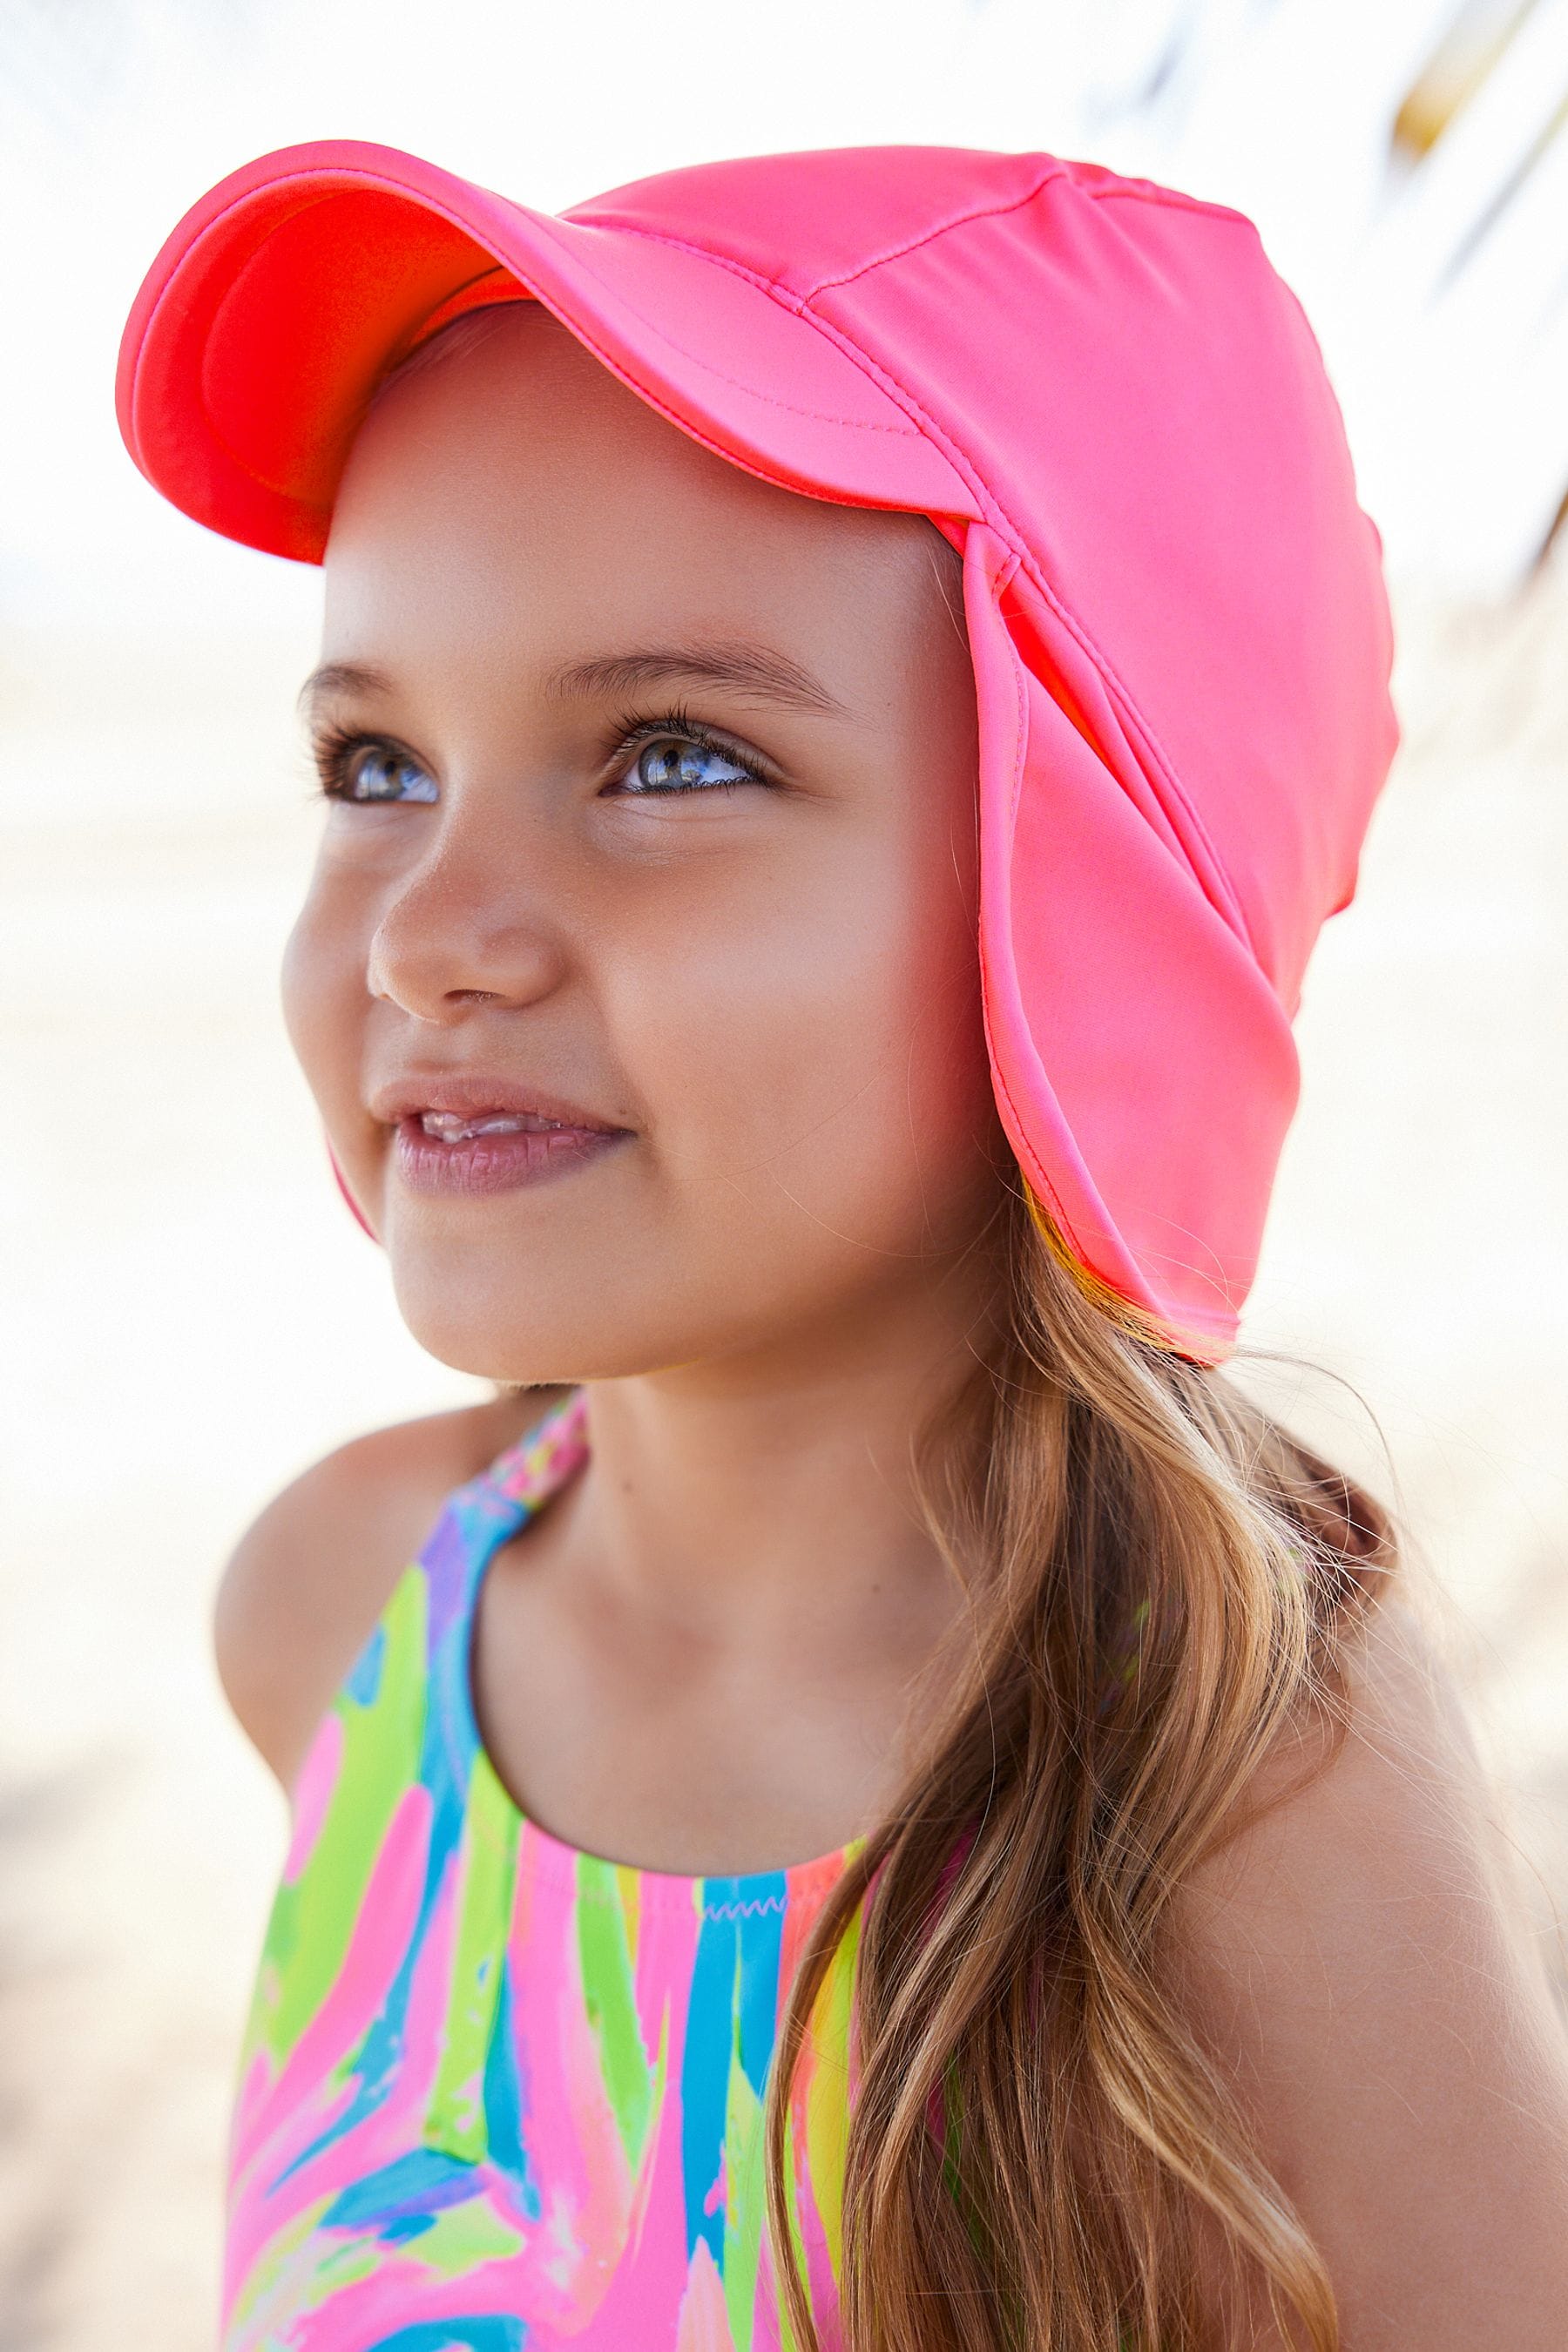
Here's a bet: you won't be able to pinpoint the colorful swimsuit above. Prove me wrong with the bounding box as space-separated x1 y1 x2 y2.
223 1389 860 2350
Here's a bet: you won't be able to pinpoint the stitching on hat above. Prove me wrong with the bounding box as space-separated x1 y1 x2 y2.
553 219 990 490
518 206 926 435
496 283 897 510
1007 544 1260 956
995 545 1028 832
558 214 815 313
591 170 1075 317
975 552 1097 1261
799 164 1069 301
1085 183 1257 231
540 215 965 454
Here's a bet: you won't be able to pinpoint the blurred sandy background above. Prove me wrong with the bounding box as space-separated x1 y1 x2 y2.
3 2 1565 2343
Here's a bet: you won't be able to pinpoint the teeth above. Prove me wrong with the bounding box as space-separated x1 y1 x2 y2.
419 1110 562 1142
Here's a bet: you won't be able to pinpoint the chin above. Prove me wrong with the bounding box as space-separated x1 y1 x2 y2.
387 1254 696 1390
391 1288 587 1389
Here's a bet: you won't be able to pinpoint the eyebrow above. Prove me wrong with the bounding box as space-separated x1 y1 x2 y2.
298 660 394 711
298 641 852 723
542 642 850 720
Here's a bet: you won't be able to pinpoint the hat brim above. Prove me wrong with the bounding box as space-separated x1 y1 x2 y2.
116 139 973 562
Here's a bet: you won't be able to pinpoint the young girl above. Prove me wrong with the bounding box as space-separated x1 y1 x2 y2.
118 141 1568 2351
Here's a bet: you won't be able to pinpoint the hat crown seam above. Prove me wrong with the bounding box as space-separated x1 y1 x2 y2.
795 162 1069 301
1084 181 1259 231
565 159 1068 311
483 204 932 439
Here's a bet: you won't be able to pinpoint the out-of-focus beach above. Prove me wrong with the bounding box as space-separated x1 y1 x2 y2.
1 572 1565 2345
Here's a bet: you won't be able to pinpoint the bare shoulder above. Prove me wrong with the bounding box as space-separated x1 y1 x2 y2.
212 1386 571 1801
1169 1594 1568 2349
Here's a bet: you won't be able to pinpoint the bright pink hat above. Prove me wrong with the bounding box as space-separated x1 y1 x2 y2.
117 139 1397 1364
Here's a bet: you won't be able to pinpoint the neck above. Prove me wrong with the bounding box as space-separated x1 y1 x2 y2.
561 1267 997 1670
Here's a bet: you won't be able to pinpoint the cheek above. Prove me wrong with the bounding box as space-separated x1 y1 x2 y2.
615 830 996 1254
279 876 373 1125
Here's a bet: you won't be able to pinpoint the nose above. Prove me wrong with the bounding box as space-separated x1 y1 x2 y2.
364 808 568 1024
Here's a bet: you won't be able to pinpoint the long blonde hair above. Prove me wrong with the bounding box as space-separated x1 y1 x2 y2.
765 1172 1395 2351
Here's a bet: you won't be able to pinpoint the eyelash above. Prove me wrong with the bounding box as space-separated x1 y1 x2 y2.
309 703 774 803
309 721 411 803
602 700 773 794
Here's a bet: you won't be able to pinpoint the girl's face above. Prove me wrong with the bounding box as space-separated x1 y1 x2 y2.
284 304 1003 1385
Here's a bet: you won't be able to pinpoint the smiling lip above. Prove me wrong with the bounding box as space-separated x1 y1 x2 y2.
369 1074 632 1199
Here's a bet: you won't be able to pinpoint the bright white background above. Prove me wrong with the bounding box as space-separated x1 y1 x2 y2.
1 3 1565 2342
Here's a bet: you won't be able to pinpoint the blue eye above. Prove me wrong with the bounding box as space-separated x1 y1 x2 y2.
321 740 438 804
620 734 761 794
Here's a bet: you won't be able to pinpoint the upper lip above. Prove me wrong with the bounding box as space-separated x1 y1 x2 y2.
368 1072 629 1132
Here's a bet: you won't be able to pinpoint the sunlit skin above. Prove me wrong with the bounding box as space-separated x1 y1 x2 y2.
280 302 1008 1873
